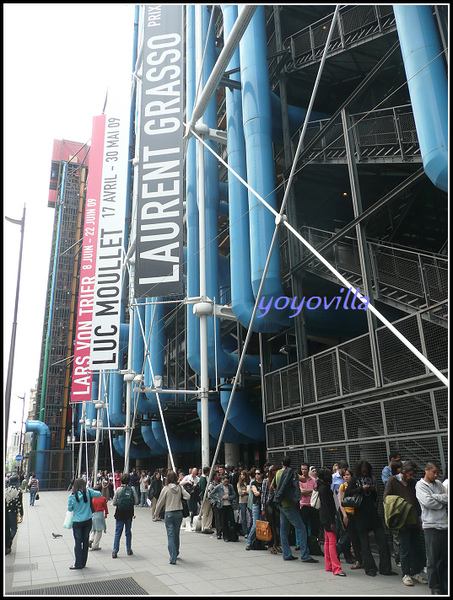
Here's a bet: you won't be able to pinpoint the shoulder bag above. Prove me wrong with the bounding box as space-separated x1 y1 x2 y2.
181 487 190 517
256 519 273 542
310 489 321 510
63 510 74 529
341 492 363 509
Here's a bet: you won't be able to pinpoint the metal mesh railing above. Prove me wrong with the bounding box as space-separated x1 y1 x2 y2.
266 389 448 475
285 5 396 71
264 303 448 416
299 226 448 314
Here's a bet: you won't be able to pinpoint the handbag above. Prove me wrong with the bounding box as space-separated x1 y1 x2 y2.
341 492 363 509
35 492 40 501
256 520 273 542
310 490 321 509
63 510 74 529
181 498 190 518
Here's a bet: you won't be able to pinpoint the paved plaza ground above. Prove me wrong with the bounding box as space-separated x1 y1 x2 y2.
5 490 433 596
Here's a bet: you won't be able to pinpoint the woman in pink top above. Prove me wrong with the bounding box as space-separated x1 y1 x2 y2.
295 464 320 550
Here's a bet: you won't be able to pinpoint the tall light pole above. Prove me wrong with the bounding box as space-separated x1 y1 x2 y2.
4 204 26 455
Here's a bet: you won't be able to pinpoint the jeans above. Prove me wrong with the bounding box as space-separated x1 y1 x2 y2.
246 503 260 548
165 509 183 562
398 527 425 577
72 518 92 567
280 504 312 561
424 528 448 594
239 502 250 536
140 492 147 506
29 488 38 506
113 518 132 553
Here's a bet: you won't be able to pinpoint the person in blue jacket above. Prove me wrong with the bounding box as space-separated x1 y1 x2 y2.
67 478 101 570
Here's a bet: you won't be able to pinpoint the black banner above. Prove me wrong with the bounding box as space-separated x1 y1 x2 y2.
135 4 184 297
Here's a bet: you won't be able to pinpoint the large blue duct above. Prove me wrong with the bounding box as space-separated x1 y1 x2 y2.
141 425 167 456
113 435 154 459
186 5 261 377
107 323 129 426
25 420 51 486
151 421 200 454
220 387 265 441
197 399 255 445
393 5 448 192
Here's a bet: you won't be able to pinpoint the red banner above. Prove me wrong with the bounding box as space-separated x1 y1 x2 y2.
71 115 106 401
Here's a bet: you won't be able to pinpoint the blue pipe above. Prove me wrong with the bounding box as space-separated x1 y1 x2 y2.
393 5 448 192
220 387 265 441
25 420 51 486
151 421 200 454
239 6 286 302
197 399 254 444
141 425 167 455
107 323 129 426
113 435 154 459
186 6 260 377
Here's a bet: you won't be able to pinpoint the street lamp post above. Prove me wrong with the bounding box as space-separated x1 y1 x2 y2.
4 205 26 456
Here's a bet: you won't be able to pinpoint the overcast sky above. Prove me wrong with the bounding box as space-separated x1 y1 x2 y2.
3 3 135 446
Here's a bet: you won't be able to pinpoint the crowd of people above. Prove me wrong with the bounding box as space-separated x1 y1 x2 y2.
5 454 448 595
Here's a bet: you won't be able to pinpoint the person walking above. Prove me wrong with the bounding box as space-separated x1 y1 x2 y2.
318 467 346 576
415 461 448 595
272 457 318 563
67 478 101 569
154 470 191 564
28 473 39 506
89 484 108 551
111 473 139 558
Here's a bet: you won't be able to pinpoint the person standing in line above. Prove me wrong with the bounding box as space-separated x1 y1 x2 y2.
28 473 39 506
339 468 363 570
318 467 346 576
343 460 395 577
272 457 318 563
68 478 101 569
381 451 402 487
261 465 281 553
297 463 320 550
199 466 214 534
383 460 426 587
5 475 24 555
245 469 264 550
89 484 108 551
101 471 110 501
237 470 251 538
210 475 237 542
155 470 191 564
208 470 223 539
111 473 139 558
415 461 448 595
181 467 200 529
331 460 354 563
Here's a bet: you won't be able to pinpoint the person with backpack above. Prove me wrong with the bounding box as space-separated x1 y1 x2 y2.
272 457 318 564
111 473 138 558
5 475 23 555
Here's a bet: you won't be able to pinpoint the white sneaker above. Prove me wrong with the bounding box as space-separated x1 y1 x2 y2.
402 575 414 586
412 573 428 584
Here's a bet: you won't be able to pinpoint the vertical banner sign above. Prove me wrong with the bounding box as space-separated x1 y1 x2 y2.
71 115 106 401
135 4 184 297
89 113 129 370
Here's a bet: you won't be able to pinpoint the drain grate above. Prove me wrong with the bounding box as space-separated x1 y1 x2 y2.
7 577 149 596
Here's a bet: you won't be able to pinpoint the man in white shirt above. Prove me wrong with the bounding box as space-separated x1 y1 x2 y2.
181 467 200 528
415 461 448 595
